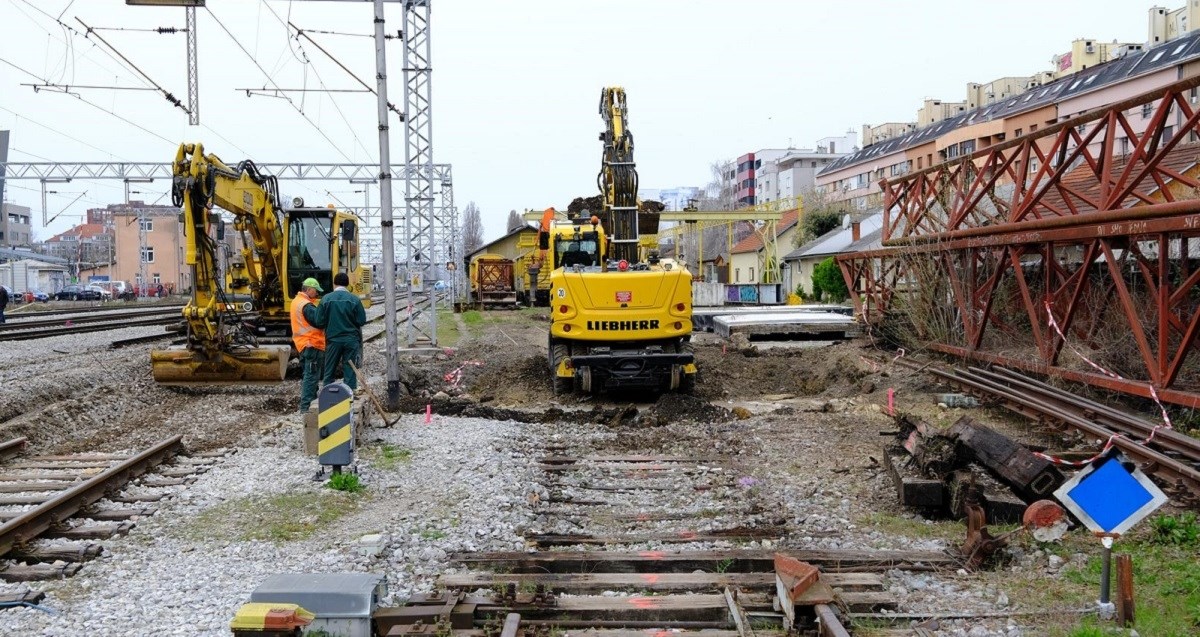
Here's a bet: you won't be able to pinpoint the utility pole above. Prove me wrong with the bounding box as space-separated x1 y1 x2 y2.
373 0 402 409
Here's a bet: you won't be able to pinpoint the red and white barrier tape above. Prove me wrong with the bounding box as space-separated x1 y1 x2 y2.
443 360 484 388
1035 301 1173 466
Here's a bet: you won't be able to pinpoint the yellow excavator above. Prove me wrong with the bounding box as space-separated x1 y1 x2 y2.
544 87 697 394
151 143 369 384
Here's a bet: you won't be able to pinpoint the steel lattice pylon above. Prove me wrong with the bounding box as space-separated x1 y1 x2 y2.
401 0 436 345
186 6 199 126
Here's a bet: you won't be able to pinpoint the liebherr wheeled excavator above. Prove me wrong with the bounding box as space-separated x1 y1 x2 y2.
150 143 369 384
544 88 697 394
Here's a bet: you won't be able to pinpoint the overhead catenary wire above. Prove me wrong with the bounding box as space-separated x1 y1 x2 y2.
205 6 357 164
256 1 373 159
8 0 153 89
284 20 403 119
0 56 174 145
75 17 188 115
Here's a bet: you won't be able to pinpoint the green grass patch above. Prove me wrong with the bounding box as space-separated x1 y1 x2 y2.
367 443 413 471
327 472 364 493
1006 526 1200 636
858 512 963 541
420 528 447 541
436 309 461 347
176 490 363 543
461 309 483 324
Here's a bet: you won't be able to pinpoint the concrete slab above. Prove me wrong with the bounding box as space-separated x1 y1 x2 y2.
711 311 860 339
692 304 851 332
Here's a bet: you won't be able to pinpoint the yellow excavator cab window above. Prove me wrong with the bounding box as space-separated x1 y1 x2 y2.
555 239 599 268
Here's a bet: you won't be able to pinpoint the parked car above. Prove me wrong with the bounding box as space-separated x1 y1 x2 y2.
54 285 102 301
94 280 130 299
86 284 112 300
28 289 50 302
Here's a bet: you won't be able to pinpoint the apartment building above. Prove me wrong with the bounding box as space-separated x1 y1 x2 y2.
0 203 32 248
818 24 1200 211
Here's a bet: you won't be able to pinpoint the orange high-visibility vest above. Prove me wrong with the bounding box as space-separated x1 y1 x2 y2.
291 294 326 352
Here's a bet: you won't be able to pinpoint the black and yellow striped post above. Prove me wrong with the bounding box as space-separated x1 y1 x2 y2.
317 382 354 469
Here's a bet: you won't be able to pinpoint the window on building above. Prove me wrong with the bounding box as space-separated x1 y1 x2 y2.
141 247 155 263
1143 103 1153 118
1014 128 1023 137
811 161 817 168
152 273 161 284
139 218 153 232
1030 159 1039 173
1162 125 1175 142
749 267 755 282
1030 124 1038 132
1120 137 1130 155
735 268 741 282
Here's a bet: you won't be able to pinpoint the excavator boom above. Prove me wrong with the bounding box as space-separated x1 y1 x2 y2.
151 143 293 385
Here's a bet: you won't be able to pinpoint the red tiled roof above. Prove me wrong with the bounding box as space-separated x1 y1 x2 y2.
730 208 800 254
46 223 107 243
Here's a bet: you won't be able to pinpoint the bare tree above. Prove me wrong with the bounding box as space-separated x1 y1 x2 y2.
506 209 524 231
691 159 737 211
462 201 485 255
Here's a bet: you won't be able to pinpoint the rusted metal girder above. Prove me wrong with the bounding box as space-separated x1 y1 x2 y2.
838 76 1200 407
880 74 1200 241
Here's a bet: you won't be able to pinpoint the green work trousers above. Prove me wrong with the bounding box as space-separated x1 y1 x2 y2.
300 346 325 413
323 339 362 390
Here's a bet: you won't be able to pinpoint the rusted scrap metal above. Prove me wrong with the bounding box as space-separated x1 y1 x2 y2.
946 418 1063 500
959 494 1007 571
774 553 819 600
814 603 852 637
773 553 835 631
887 416 1052 523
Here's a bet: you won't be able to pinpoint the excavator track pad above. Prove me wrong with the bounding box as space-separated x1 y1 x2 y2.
151 345 291 385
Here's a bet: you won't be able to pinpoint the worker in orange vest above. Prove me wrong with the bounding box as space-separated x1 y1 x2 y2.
291 277 327 413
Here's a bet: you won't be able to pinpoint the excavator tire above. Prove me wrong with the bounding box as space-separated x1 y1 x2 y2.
551 341 573 395
677 340 696 394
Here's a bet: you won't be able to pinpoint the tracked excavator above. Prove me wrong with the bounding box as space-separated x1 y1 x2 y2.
544 87 697 394
150 143 369 384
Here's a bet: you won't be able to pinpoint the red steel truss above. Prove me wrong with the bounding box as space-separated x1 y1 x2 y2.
839 76 1200 408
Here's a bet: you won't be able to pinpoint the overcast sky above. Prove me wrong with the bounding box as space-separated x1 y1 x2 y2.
0 0 1152 243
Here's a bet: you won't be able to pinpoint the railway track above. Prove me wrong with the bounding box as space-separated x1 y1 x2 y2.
930 364 1200 501
364 291 441 344
4 302 184 321
0 314 182 342
0 307 182 333
0 436 228 591
386 435 958 636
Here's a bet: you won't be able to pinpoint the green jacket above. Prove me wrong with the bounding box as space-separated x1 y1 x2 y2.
315 287 367 344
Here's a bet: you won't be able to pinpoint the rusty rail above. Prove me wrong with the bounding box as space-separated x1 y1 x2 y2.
0 438 27 463
931 368 1200 498
0 435 183 557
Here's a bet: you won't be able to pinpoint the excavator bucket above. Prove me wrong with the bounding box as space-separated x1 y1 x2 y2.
150 345 292 385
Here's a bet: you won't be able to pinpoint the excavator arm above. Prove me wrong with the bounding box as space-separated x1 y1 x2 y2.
597 87 639 263
151 142 291 384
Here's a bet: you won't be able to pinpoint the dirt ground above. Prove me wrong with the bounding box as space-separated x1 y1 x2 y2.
5 305 1196 634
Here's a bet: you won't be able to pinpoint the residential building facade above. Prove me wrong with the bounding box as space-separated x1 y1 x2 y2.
818 23 1200 212
1 203 32 248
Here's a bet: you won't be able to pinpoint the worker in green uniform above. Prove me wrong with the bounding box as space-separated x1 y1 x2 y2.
318 271 368 391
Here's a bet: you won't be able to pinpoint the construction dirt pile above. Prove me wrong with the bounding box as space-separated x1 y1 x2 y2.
692 338 879 400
